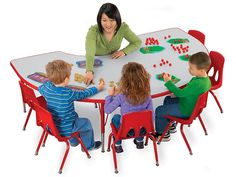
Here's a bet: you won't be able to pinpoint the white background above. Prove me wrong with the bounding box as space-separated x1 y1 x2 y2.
0 0 234 176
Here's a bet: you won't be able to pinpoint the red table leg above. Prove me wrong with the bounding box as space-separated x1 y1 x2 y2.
98 103 105 152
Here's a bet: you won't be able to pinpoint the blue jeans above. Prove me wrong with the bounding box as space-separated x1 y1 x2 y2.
155 96 188 134
69 117 95 150
112 114 145 145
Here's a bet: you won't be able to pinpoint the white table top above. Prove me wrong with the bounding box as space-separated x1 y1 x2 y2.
11 28 208 101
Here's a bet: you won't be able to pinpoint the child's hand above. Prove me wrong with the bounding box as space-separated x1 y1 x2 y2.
114 87 120 96
108 86 116 96
163 73 171 82
97 78 105 91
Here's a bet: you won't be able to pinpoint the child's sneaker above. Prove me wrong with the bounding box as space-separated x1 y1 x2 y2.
82 141 101 152
155 131 171 142
133 139 144 149
93 141 102 150
115 145 124 153
169 122 177 134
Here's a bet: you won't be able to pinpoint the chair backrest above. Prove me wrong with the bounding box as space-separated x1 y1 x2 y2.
19 80 39 107
208 51 225 89
188 91 209 123
34 103 64 141
188 30 205 44
116 110 154 139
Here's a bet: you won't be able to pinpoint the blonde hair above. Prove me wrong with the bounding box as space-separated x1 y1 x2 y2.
46 60 72 84
119 62 150 105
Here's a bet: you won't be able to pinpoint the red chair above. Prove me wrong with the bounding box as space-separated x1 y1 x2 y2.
208 51 225 113
34 103 91 174
18 81 46 130
188 30 205 44
158 92 209 155
107 110 159 173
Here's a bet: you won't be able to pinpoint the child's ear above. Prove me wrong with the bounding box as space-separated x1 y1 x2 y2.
200 69 207 75
65 77 70 83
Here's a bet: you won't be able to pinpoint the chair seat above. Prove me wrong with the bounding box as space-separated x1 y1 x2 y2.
34 103 91 174
107 110 159 173
158 92 209 155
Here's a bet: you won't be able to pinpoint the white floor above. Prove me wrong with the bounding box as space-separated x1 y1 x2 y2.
1 0 235 176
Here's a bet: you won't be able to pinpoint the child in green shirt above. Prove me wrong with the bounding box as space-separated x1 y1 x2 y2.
154 52 212 141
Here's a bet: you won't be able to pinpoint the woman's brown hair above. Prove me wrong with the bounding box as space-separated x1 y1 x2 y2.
119 62 150 105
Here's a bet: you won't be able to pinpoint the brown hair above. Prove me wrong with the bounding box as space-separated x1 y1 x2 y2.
46 60 72 85
119 62 150 105
189 52 211 71
97 3 121 34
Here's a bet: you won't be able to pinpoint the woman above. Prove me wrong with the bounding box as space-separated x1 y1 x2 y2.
85 3 142 85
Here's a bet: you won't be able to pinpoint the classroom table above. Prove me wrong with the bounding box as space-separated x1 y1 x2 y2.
10 28 208 152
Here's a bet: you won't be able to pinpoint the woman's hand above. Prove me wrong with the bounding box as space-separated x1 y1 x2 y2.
111 50 125 59
84 71 94 86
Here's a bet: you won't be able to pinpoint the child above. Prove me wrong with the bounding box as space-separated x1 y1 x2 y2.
38 59 105 150
154 52 211 141
104 62 154 153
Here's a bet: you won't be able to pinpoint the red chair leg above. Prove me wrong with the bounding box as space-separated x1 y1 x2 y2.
150 135 159 166
111 143 118 173
23 108 33 130
35 130 46 155
180 124 192 155
77 137 91 159
107 133 113 152
198 116 208 135
58 141 70 174
158 121 172 144
210 90 223 113
42 132 48 147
